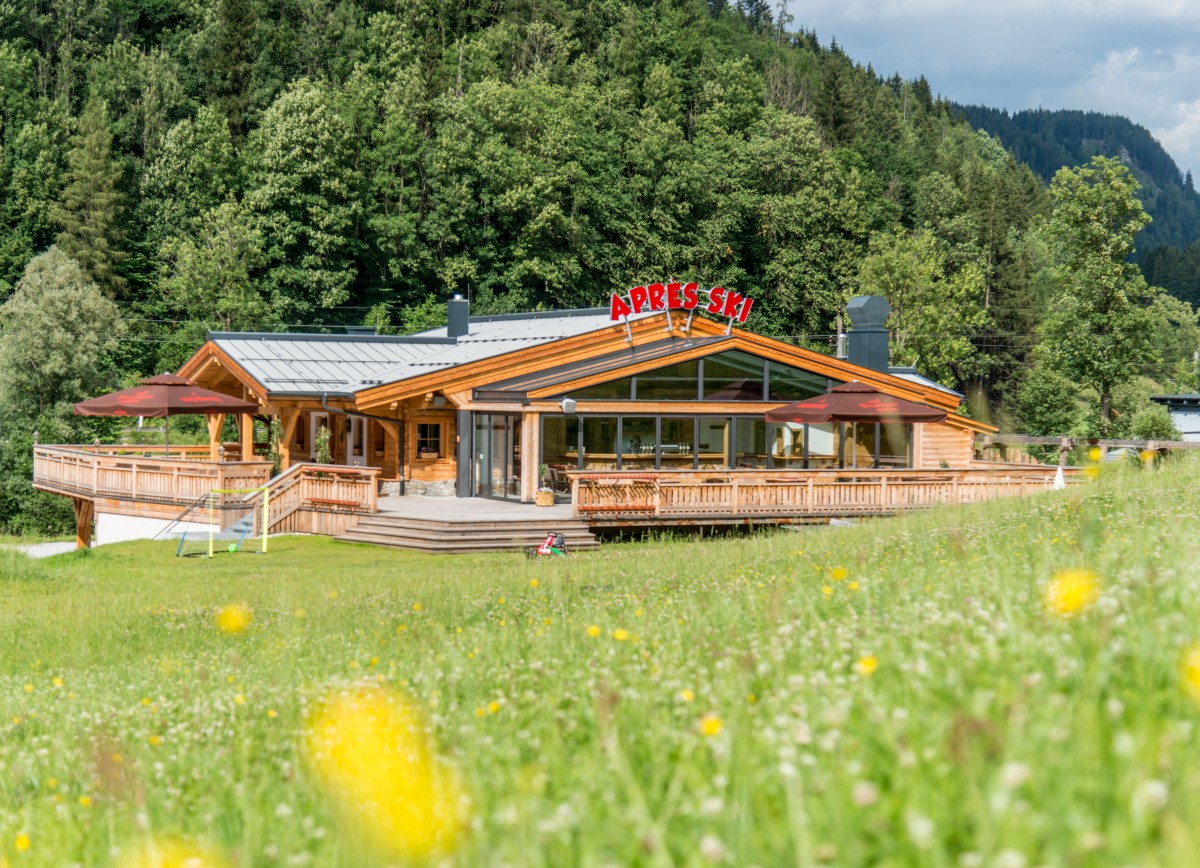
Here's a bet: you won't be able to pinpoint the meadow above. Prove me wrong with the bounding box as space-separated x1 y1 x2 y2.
2 459 1200 867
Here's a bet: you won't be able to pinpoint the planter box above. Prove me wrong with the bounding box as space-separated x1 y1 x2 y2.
535 490 555 507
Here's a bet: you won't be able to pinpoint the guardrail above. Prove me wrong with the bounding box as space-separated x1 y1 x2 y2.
32 445 273 504
570 467 1074 521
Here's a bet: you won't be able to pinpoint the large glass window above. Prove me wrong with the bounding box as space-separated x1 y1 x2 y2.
703 351 765 400
542 415 580 470
659 418 696 470
635 360 699 401
768 363 828 400
621 417 656 471
879 422 912 467
581 416 618 470
696 417 729 469
570 378 632 400
733 418 769 468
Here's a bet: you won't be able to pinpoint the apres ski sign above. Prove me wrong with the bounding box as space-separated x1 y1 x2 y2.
609 282 754 323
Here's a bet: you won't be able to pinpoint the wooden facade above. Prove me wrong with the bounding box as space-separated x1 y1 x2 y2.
37 301 1035 548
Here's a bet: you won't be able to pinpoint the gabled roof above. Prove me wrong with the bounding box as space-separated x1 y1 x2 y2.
193 309 642 397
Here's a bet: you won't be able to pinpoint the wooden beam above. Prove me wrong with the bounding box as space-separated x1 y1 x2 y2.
240 413 255 460
278 409 300 470
207 413 226 462
72 497 93 549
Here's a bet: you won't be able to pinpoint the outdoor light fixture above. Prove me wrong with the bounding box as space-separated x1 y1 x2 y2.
560 398 577 414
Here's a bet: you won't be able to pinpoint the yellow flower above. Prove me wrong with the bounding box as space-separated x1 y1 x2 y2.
679 689 695 703
487 700 501 714
412 602 423 612
1087 446 1102 463
699 714 723 737
116 837 226 868
14 834 30 852
1044 568 1100 617
215 604 252 635
1181 643 1200 704
821 586 833 597
586 625 601 637
612 628 629 642
855 655 878 677
148 735 162 747
529 579 538 588
304 686 464 860
848 581 860 591
830 566 848 582
79 796 92 808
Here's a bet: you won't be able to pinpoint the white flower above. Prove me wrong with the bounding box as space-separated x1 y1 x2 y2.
699 835 725 863
999 762 1031 790
852 781 879 807
905 812 935 848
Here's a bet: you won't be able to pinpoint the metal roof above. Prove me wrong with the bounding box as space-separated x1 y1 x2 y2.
209 310 640 396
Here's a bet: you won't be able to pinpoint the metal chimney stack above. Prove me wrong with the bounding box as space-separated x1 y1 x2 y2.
447 294 469 340
845 296 891 372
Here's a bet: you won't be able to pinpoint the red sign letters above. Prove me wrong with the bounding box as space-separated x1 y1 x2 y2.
609 282 754 323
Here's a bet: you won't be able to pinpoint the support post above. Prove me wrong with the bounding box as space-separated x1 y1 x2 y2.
240 413 255 460
207 413 227 462
279 409 300 470
72 497 94 549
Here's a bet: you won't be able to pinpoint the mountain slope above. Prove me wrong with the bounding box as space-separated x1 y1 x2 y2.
955 106 1200 268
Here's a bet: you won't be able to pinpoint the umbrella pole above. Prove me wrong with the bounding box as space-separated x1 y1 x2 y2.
165 416 170 457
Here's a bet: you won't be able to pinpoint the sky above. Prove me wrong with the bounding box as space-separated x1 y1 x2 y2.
787 0 1200 178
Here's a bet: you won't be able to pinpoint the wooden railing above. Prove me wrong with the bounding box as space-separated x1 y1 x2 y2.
260 463 379 534
32 445 273 505
570 467 1075 521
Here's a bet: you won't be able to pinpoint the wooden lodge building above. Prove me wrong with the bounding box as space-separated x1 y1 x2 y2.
33 291 1063 551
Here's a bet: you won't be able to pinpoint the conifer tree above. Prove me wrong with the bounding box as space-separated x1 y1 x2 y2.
53 99 127 297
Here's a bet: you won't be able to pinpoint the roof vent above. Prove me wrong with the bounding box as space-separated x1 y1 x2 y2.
845 295 891 372
447 294 469 340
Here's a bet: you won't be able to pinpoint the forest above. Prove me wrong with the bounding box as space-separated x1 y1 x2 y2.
0 0 1197 533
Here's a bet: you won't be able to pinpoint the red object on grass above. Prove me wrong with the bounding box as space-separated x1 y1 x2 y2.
765 381 947 425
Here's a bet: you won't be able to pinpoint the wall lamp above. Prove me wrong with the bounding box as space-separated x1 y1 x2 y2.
559 398 577 414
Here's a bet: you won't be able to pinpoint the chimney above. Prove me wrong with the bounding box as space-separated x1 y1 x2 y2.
845 295 891 372
447 294 469 340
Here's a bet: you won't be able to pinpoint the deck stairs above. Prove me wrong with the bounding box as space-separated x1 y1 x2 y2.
336 512 599 554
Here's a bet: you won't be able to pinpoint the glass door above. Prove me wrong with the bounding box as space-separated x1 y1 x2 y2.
473 413 521 499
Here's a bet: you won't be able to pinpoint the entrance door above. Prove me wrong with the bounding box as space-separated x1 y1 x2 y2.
473 413 521 499
346 417 367 466
310 413 330 463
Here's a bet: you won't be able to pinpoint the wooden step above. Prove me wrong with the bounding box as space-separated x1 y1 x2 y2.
335 512 599 554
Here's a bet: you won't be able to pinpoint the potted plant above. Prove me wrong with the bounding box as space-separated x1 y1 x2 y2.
536 463 554 506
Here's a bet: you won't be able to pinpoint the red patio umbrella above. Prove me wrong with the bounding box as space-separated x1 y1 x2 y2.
765 380 947 425
75 374 260 455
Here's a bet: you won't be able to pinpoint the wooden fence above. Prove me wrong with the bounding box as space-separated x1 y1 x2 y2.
570 467 1071 522
32 445 273 505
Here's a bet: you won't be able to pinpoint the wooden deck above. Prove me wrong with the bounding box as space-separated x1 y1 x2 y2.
569 465 1072 524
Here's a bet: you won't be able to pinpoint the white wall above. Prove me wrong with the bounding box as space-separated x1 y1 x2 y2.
94 513 215 546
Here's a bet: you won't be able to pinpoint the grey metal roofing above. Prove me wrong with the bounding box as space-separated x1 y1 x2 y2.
887 367 963 399
209 309 640 396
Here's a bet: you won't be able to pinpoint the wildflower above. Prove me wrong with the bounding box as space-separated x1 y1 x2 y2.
699 714 723 737
852 781 879 806
1087 446 1102 463
79 796 92 807
830 566 848 581
821 586 833 597
586 625 601 637
116 836 226 868
679 689 695 703
529 579 538 588
855 655 878 676
1181 643 1200 704
215 604 252 635
487 701 501 714
699 835 725 863
15 833 30 852
304 686 464 860
1043 569 1099 617
612 628 629 642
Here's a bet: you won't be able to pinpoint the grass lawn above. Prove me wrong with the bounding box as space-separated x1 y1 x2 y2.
2 460 1200 866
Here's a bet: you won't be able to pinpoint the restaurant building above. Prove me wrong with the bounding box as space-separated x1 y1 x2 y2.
173 290 993 502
